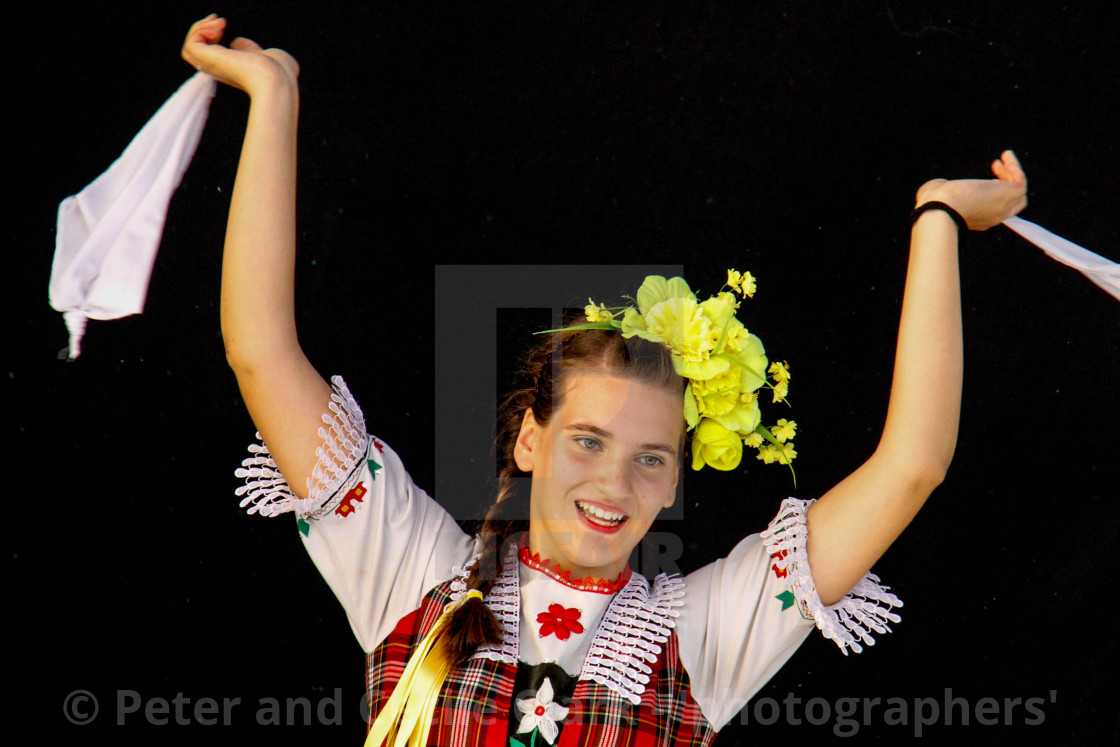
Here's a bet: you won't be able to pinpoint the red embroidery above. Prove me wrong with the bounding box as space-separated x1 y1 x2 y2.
770 549 789 579
373 439 385 454
517 537 630 594
335 481 367 517
536 604 584 641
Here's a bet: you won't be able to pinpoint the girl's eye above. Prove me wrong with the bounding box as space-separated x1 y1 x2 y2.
575 437 601 451
637 454 664 467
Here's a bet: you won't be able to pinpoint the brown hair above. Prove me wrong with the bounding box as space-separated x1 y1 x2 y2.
442 325 685 666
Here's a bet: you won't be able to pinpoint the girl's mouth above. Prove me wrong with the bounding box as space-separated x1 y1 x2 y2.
575 500 629 531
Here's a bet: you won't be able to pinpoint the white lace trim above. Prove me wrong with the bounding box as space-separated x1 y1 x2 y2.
579 572 687 705
473 544 520 665
234 375 369 518
760 497 903 655
448 552 481 605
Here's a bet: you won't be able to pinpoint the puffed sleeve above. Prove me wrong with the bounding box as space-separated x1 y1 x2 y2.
676 497 903 729
234 376 476 653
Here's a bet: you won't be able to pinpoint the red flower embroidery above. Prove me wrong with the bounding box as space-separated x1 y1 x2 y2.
335 481 366 518
536 604 584 641
770 549 789 579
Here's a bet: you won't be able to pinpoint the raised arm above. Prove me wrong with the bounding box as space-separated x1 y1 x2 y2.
183 15 331 497
806 151 1028 605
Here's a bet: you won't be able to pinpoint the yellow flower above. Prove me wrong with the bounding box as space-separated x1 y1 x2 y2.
700 291 739 329
644 297 714 363
769 360 790 383
742 272 757 298
635 275 696 314
683 388 700 430
756 442 795 464
769 360 790 402
743 431 764 448
711 395 761 434
619 307 649 339
691 418 743 471
719 321 750 354
732 334 768 391
771 418 797 443
727 269 757 298
690 364 742 418
584 300 614 323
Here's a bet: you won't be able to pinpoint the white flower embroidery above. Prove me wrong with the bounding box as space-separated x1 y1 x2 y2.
515 676 569 744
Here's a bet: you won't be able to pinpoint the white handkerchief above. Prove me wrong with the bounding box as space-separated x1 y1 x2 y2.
50 72 217 359
1003 216 1120 301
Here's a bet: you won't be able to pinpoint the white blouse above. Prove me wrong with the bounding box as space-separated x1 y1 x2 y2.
236 376 902 729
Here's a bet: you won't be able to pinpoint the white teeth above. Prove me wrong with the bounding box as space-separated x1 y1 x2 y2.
577 501 627 526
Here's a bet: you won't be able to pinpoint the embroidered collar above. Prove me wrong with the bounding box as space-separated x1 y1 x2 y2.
455 538 687 704
518 537 632 595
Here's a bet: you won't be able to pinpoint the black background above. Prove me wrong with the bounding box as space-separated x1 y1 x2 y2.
11 2 1118 744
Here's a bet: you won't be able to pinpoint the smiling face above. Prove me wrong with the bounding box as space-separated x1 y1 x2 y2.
514 374 684 580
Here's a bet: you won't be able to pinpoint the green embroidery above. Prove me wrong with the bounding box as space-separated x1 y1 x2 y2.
368 457 383 477
510 728 540 747
297 517 311 537
776 589 795 611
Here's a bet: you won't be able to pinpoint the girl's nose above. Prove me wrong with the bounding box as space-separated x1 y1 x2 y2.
593 454 633 499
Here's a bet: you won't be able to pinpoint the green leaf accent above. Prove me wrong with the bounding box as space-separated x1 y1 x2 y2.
368 458 382 477
297 518 310 537
534 322 618 335
776 590 796 611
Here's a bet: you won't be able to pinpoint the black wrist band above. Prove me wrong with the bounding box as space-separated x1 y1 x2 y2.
910 201 970 247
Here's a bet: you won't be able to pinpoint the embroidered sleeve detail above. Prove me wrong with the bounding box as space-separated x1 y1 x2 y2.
580 572 687 705
472 544 520 666
234 375 370 518
760 497 903 655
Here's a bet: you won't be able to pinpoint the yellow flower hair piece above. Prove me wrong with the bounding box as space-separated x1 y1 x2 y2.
554 270 798 483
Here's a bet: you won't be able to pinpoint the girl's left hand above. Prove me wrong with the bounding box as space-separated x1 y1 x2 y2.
181 14 299 98
915 150 1028 230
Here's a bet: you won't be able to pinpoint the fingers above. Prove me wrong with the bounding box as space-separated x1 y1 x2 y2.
182 14 227 67
186 14 226 45
991 149 1026 187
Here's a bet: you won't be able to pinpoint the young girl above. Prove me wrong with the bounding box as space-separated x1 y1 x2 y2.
182 13 1028 746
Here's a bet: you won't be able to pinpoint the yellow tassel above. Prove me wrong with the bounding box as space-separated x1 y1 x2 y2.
364 590 484 747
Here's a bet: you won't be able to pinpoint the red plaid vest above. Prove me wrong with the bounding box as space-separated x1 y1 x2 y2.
366 574 716 747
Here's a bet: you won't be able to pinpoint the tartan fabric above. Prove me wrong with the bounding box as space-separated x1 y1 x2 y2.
366 578 717 747
558 632 714 747
366 580 516 747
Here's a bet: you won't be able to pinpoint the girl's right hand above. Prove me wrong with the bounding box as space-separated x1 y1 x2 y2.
181 14 299 97
914 150 1028 231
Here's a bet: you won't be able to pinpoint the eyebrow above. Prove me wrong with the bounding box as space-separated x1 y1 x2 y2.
563 423 678 456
